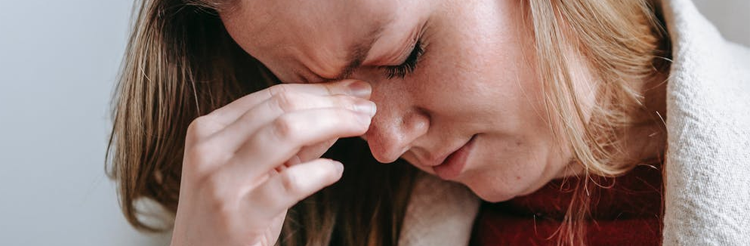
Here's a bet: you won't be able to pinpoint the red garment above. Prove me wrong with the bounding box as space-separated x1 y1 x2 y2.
471 164 663 246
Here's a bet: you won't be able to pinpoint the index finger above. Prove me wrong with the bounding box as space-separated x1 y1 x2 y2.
209 79 371 125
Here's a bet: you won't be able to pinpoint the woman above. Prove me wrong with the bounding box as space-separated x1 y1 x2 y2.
107 0 750 245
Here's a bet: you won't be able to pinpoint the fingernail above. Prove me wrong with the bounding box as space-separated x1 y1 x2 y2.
333 161 344 174
347 80 372 98
354 100 377 117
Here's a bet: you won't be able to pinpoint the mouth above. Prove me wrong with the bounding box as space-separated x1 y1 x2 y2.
433 135 477 180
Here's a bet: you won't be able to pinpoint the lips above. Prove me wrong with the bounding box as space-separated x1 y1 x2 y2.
429 135 477 180
420 150 454 168
418 140 465 167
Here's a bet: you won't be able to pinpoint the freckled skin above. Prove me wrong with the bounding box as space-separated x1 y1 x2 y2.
220 0 592 202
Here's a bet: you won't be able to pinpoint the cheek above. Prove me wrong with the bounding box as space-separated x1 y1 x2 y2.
422 0 542 112
415 0 562 201
417 29 546 138
463 135 557 202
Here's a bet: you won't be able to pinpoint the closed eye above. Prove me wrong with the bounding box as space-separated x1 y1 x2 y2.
381 39 424 79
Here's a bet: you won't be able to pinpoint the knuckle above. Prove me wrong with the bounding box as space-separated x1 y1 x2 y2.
268 83 291 96
182 144 221 176
187 142 220 165
271 115 302 142
200 173 238 214
279 171 302 196
271 92 302 113
187 115 218 139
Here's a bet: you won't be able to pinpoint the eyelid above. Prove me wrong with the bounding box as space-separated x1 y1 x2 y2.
376 28 421 68
397 29 422 64
386 40 423 78
378 22 429 79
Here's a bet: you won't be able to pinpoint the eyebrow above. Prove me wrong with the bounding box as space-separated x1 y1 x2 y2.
328 26 384 80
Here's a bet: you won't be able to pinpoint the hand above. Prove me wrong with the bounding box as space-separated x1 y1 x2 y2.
170 80 376 246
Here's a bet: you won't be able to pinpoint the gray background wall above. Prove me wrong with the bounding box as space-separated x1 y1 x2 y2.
0 0 747 245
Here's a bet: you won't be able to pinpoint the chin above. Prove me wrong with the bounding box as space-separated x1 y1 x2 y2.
460 174 530 203
468 186 518 203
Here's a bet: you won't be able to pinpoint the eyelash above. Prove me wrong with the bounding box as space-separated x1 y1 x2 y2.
383 39 424 79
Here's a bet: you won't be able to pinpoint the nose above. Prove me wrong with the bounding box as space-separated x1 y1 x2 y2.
363 89 429 163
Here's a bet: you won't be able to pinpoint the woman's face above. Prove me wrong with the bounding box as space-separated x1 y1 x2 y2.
221 0 580 202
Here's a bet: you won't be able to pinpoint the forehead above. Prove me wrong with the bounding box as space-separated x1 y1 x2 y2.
221 0 397 82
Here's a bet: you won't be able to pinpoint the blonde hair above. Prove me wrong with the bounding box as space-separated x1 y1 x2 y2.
527 0 669 244
107 0 669 245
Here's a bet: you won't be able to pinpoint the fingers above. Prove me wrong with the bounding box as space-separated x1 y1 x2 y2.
209 80 372 126
289 139 338 165
175 80 375 246
211 92 376 152
242 158 344 221
221 107 373 182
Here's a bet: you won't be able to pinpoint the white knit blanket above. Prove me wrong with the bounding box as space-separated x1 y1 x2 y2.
398 0 750 245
